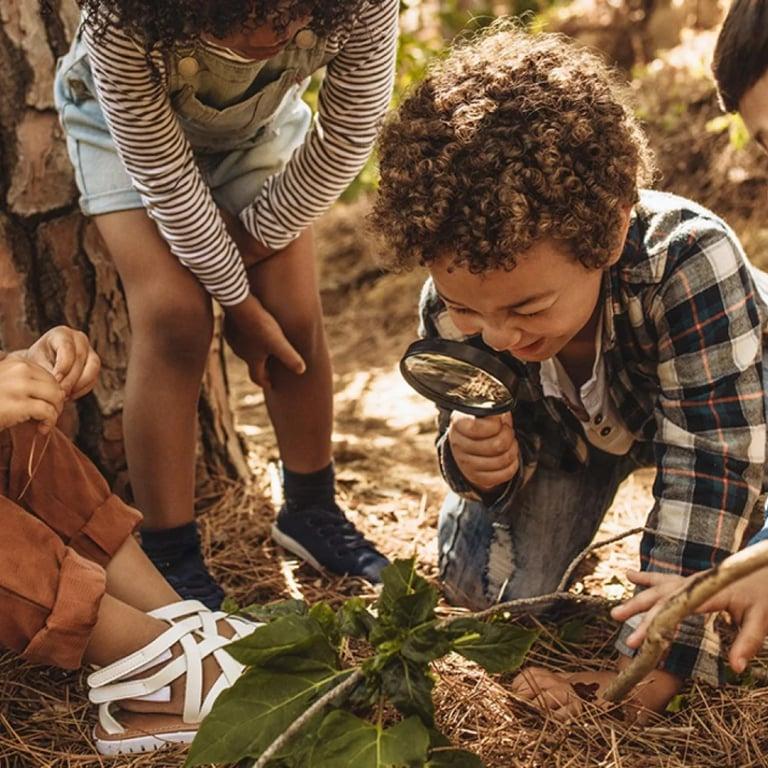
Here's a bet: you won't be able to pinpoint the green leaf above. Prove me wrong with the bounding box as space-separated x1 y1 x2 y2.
338 597 376 639
220 596 240 614
185 667 351 766
426 749 485 767
381 655 435 725
225 614 337 672
307 712 430 767
448 619 538 674
310 602 341 646
401 624 453 664
665 693 687 714
240 598 308 622
378 559 438 629
426 730 484 767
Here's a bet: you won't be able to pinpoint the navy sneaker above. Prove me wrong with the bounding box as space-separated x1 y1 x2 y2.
272 502 390 583
141 523 225 610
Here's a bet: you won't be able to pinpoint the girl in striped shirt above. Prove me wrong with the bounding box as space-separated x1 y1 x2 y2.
55 0 398 607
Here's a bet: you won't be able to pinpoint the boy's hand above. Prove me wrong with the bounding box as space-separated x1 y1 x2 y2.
447 411 519 492
223 295 306 389
612 567 768 673
24 326 101 400
510 659 681 722
0 356 66 434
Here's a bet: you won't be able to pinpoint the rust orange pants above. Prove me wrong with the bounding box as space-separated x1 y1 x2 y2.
0 423 141 670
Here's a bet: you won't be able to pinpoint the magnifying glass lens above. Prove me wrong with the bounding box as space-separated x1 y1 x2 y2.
399 339 518 416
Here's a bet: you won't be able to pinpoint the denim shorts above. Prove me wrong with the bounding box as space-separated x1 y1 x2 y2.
53 31 316 218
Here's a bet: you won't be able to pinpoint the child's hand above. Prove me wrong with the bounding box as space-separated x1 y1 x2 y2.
24 326 101 400
612 566 768 673
447 411 519 492
223 295 306 388
0 355 66 434
511 660 681 722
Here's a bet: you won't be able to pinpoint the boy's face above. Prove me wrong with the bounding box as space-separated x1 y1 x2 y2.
430 238 615 363
739 69 768 154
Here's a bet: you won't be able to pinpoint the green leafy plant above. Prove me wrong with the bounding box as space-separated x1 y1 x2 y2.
185 559 537 767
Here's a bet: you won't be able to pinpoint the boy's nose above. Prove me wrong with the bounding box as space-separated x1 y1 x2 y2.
482 324 521 352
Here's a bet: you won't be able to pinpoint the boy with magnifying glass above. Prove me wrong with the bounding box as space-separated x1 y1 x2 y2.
371 23 768 720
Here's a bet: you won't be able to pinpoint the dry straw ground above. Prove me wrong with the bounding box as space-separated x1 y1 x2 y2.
3 29 768 768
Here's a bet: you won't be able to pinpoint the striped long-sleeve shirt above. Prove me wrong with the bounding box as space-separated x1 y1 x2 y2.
82 0 399 306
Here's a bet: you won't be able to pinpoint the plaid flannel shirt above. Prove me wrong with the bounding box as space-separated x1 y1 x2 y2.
419 190 768 685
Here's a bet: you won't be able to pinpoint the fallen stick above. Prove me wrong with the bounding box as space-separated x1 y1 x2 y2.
604 540 768 702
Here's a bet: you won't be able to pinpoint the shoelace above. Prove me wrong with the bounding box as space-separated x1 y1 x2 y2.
310 514 379 554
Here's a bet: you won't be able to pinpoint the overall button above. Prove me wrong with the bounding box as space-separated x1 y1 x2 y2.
178 56 200 78
600 426 612 437
594 413 603 425
294 28 318 49
68 78 90 102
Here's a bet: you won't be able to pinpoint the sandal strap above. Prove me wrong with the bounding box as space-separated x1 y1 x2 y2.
87 616 200 688
87 604 259 736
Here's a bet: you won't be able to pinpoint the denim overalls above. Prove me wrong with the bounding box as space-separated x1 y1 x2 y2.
54 23 332 217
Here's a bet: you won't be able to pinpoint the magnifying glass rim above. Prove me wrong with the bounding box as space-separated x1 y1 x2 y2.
400 337 518 416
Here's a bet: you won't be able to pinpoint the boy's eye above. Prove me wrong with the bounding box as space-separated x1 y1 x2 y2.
447 305 474 315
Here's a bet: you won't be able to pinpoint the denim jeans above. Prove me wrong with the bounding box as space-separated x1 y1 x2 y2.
438 444 652 610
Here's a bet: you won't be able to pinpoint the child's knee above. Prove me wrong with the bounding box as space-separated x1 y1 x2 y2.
131 291 214 365
277 302 326 359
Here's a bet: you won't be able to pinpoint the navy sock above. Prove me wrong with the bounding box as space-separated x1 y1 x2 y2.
140 522 224 610
283 463 335 509
140 521 201 565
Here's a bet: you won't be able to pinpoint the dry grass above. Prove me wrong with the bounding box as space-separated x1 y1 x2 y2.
4 26 768 767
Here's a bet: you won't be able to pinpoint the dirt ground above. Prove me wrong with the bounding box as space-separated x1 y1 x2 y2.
2 22 768 768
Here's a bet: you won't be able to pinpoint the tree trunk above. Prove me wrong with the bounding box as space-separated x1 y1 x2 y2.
0 0 249 496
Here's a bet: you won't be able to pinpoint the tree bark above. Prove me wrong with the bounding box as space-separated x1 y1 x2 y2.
0 0 249 496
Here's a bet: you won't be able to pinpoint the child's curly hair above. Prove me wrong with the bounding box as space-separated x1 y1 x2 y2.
370 24 655 273
79 0 377 49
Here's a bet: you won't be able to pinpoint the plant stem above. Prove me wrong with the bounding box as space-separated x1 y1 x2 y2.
252 669 364 768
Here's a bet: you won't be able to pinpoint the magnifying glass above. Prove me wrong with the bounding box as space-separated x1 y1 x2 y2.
399 338 519 416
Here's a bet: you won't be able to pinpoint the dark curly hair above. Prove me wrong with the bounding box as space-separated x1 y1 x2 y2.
78 0 377 50
370 23 655 273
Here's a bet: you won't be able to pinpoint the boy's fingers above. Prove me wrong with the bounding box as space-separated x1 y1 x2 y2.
453 443 518 471
449 425 515 457
611 586 666 621
729 609 768 673
468 463 519 490
452 413 503 439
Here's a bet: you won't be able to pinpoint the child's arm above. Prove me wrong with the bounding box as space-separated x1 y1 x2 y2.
620 221 766 686
612 561 768 674
240 0 400 250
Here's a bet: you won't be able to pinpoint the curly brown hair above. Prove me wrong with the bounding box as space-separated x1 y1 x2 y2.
78 0 377 50
370 23 655 273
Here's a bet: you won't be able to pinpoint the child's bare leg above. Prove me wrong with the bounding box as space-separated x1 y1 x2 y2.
95 209 213 529
94 209 222 607
225 218 388 581
104 534 179 612
246 228 333 472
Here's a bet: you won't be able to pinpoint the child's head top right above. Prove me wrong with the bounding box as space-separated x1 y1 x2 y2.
371 24 655 277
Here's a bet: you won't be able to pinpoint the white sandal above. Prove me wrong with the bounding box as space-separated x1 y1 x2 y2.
88 602 259 755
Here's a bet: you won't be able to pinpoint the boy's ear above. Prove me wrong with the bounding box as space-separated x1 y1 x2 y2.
604 204 634 268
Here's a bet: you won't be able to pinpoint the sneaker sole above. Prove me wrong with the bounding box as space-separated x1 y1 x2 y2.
270 524 326 573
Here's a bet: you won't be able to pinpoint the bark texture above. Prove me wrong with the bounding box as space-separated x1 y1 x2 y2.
0 0 248 496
